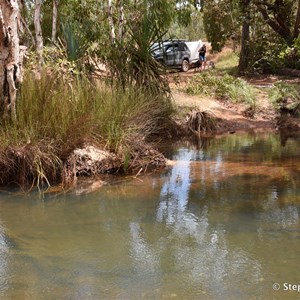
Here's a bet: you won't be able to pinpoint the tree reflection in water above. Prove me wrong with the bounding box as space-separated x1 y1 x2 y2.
0 225 8 295
129 145 263 299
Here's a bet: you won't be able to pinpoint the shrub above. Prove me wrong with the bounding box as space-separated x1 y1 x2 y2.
268 81 300 116
185 72 256 107
278 36 300 70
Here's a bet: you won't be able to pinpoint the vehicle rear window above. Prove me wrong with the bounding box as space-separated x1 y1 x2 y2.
178 43 187 51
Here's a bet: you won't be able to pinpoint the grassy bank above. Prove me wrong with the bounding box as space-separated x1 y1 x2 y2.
0 71 174 189
213 50 239 75
184 71 256 108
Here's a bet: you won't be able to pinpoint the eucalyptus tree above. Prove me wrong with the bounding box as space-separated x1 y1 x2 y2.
253 0 300 45
200 0 300 72
34 0 43 66
0 0 26 120
238 0 251 73
242 0 300 71
51 0 59 43
203 0 240 51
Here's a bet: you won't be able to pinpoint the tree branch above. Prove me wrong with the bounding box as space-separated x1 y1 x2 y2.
20 15 35 46
254 1 292 44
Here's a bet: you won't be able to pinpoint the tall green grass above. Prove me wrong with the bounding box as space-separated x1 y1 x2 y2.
268 81 300 106
0 71 174 187
215 51 239 75
268 81 300 115
0 71 173 149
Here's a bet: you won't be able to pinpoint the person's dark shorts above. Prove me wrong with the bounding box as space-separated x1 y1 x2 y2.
199 55 206 62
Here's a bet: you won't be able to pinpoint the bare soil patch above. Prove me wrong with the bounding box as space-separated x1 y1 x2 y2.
172 89 276 134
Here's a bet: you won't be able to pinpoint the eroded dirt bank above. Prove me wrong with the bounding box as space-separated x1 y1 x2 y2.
172 90 276 133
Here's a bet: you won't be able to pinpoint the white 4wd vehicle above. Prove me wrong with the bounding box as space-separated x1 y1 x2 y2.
152 40 202 72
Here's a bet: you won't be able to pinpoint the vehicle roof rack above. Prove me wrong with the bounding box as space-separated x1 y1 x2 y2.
162 39 187 43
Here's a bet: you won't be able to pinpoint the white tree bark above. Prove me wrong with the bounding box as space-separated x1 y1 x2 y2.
108 0 116 43
34 0 43 66
51 0 59 44
0 0 26 120
118 0 125 41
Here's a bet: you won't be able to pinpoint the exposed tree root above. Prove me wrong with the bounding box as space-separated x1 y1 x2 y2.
0 142 61 189
185 110 217 136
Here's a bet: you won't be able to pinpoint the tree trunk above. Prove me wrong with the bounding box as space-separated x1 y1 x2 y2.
34 0 44 66
118 0 125 41
51 0 59 44
0 0 26 120
293 0 300 39
238 0 251 74
108 0 116 43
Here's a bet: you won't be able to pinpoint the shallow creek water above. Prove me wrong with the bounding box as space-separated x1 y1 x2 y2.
0 132 300 299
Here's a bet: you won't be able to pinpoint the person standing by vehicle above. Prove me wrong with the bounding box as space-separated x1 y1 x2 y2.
198 43 206 70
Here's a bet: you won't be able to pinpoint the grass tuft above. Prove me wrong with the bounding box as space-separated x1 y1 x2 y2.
185 72 256 107
0 70 174 188
214 51 239 75
268 81 300 116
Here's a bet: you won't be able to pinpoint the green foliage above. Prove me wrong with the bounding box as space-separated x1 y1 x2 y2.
203 0 240 52
278 36 300 69
25 45 81 83
61 22 87 62
58 0 104 44
294 36 300 51
168 10 206 40
248 30 300 73
185 72 256 106
98 0 174 95
246 21 286 73
198 0 300 71
244 1 300 72
0 71 173 152
268 81 300 115
252 0 297 46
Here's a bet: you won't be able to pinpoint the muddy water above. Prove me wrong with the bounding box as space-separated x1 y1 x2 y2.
0 132 300 299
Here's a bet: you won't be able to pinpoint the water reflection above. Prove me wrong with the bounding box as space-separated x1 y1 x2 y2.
130 222 160 274
0 224 8 296
257 185 300 230
0 133 299 299
155 145 264 299
157 149 194 224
